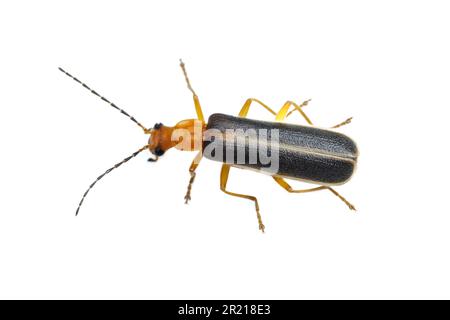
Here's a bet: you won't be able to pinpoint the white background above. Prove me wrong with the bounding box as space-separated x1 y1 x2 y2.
1 1 449 299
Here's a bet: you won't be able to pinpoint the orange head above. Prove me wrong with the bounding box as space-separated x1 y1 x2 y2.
147 119 205 158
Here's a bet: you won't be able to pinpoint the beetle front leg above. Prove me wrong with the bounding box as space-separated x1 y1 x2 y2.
179 59 205 122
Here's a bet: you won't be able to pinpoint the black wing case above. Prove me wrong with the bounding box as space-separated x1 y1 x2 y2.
203 113 358 185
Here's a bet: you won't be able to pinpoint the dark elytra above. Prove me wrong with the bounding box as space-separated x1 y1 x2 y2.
203 113 358 185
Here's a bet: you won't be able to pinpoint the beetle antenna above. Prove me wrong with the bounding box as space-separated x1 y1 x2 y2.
58 67 148 133
75 144 156 216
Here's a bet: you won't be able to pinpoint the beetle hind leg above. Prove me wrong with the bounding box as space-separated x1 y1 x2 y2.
326 187 356 210
330 117 353 129
281 99 353 129
273 177 356 211
220 164 265 233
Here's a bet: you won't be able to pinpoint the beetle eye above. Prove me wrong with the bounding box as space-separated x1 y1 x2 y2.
153 122 163 129
153 147 165 156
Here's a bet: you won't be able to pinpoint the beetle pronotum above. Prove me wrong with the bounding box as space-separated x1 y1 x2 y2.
60 60 358 233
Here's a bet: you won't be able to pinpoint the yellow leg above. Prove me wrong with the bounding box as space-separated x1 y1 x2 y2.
179 59 205 122
273 176 326 193
280 99 352 129
327 186 356 210
276 100 313 124
238 98 277 117
220 164 265 233
330 117 353 129
285 99 312 119
237 97 339 128
184 151 203 204
273 177 356 211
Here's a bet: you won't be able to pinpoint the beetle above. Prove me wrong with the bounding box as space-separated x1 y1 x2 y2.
59 60 358 233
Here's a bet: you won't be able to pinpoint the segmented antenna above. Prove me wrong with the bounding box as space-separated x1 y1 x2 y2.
75 144 155 216
58 67 148 133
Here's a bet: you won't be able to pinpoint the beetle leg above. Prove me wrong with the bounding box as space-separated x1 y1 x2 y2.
179 59 205 122
238 98 277 118
276 100 313 124
273 176 326 193
220 164 265 233
326 187 356 210
330 117 353 129
280 100 353 129
273 177 356 211
184 151 203 204
285 99 312 120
